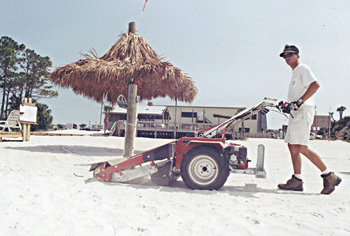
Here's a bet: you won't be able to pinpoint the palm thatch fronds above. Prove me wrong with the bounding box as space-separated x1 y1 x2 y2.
50 32 197 105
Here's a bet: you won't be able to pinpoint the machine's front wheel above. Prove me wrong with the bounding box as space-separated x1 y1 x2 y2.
180 146 229 190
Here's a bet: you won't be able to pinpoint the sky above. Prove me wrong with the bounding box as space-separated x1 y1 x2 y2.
1 0 349 129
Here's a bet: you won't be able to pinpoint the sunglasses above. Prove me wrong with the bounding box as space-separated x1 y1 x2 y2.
282 53 295 59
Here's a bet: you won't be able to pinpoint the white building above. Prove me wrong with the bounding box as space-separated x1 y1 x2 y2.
106 104 268 139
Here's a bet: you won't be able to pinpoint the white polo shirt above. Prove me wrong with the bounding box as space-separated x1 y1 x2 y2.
287 63 318 107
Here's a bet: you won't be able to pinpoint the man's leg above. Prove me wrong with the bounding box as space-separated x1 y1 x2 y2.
288 144 302 175
298 145 341 194
277 143 304 191
298 145 327 172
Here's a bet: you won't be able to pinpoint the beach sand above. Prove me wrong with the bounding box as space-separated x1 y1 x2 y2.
1 133 349 235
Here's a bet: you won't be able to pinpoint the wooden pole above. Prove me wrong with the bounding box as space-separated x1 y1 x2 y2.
22 97 32 142
123 22 138 159
123 83 138 158
129 22 136 33
174 99 177 139
100 101 103 125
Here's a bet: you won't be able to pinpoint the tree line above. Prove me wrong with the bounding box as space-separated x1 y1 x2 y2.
330 106 349 141
0 36 58 130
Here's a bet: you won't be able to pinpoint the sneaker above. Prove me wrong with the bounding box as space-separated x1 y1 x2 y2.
321 172 342 195
278 175 303 191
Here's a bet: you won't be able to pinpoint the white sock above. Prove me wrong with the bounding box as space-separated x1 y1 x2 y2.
321 169 331 175
294 174 302 180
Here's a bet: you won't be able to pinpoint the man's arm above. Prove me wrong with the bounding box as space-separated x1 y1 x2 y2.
289 81 320 111
301 81 320 102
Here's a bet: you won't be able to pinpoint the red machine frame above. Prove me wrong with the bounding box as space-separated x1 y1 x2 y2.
89 98 285 190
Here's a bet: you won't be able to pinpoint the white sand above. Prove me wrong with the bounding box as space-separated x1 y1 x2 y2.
1 135 349 236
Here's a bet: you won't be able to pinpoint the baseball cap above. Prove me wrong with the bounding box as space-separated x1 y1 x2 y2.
279 45 299 57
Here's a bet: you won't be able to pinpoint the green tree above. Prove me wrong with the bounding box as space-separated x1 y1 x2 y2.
31 103 53 131
103 105 112 133
330 116 350 142
1 36 58 129
104 105 112 113
0 36 25 119
57 124 65 130
336 106 346 120
8 49 58 110
21 49 58 99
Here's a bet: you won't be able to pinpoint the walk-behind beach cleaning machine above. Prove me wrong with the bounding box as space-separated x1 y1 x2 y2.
89 98 288 190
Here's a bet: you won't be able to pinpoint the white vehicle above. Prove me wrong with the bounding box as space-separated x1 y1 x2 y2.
310 132 322 140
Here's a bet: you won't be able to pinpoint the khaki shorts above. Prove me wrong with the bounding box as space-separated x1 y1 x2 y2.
284 106 315 146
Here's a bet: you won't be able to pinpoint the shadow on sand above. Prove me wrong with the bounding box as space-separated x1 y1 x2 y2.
92 177 319 198
5 145 143 157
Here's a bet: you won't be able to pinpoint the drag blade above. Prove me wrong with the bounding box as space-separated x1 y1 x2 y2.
89 162 107 171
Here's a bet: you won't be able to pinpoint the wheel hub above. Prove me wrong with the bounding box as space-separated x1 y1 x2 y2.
188 155 219 186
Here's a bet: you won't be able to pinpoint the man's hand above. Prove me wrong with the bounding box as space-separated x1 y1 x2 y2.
290 99 304 111
279 101 291 114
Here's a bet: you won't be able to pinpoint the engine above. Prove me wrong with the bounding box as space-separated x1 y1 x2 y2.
224 144 249 169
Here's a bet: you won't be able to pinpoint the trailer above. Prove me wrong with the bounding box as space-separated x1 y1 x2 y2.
89 98 286 190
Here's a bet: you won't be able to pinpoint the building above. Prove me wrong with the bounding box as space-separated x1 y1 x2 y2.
312 115 331 129
106 103 268 139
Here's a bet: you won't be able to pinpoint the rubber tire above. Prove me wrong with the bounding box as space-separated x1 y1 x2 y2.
180 146 229 190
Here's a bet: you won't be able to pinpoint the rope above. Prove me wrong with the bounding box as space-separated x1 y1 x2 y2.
126 122 136 127
138 0 148 26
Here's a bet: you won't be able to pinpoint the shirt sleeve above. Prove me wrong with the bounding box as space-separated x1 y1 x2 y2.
301 64 318 87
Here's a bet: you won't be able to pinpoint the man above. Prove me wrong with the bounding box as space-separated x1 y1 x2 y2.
278 44 341 195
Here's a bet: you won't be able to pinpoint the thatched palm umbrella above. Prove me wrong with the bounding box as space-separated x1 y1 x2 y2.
50 22 197 157
50 24 197 105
